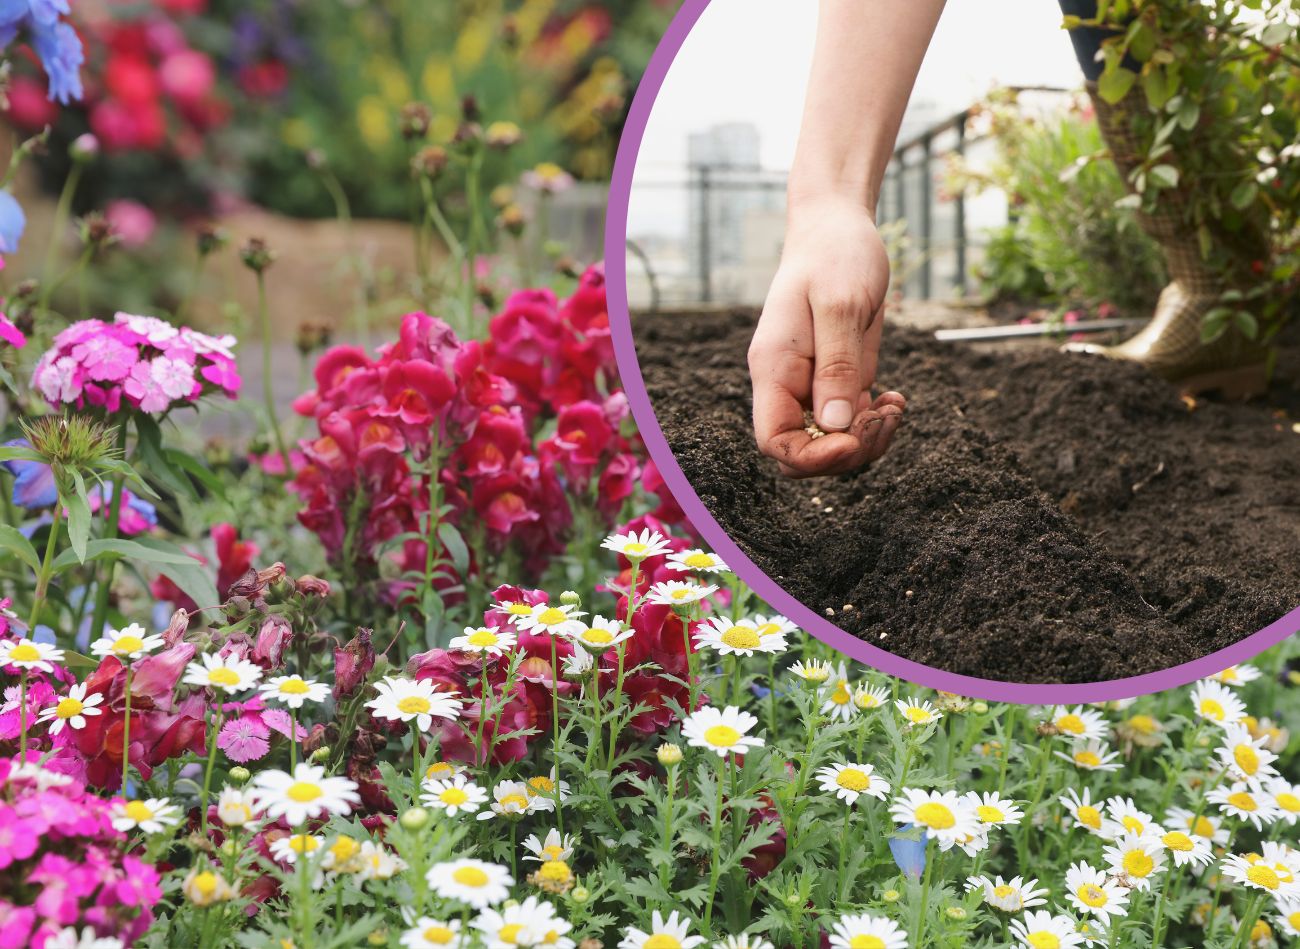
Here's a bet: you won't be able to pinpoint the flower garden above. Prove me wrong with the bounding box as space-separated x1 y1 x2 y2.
1 1 1300 947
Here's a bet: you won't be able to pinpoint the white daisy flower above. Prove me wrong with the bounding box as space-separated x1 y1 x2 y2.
815 762 891 805
269 832 325 865
966 791 1024 827
426 858 513 908
449 626 517 657
1274 897 1300 939
1061 787 1108 836
693 616 786 657
421 775 489 818
1222 851 1300 898
601 528 672 563
854 684 889 710
1101 833 1167 891
111 797 180 834
820 664 858 721
523 769 569 811
1217 723 1279 788
748 614 797 638
714 936 774 949
1269 780 1300 825
1165 805 1231 845
1255 842 1300 890
514 602 586 638
250 763 360 826
1065 861 1129 922
216 787 260 827
90 623 164 661
1048 705 1109 742
1009 911 1087 949
493 599 542 623
619 911 707 949
1212 664 1262 687
1157 826 1214 868
423 760 465 783
562 649 593 677
964 875 1049 912
647 581 719 607
789 658 832 684
1190 679 1247 726
1057 740 1122 772
0 638 64 672
366 676 462 731
566 615 633 653
400 918 468 949
45 927 125 949
522 828 576 863
37 682 103 734
259 674 330 709
1103 797 1156 838
182 652 263 693
356 840 407 882
665 549 729 574
321 835 364 875
889 788 978 844
182 866 237 907
473 895 569 949
681 705 764 758
895 697 942 728
937 824 990 857
827 914 908 949
1208 785 1283 830
477 780 536 821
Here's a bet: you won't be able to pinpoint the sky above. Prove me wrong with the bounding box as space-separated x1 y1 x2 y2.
629 0 1083 237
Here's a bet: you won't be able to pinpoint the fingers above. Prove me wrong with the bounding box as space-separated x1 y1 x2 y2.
750 286 814 461
810 293 873 433
767 404 906 479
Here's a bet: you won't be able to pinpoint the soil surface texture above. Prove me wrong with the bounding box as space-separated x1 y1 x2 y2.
635 308 1300 684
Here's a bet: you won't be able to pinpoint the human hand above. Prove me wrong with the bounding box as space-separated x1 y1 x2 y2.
748 196 906 478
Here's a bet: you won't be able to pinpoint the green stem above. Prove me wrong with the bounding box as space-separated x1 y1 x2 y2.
411 721 423 801
914 840 934 948
703 754 727 936
200 704 224 836
121 665 133 792
476 662 490 764
37 163 83 316
587 653 603 770
256 270 292 476
550 634 564 835
177 253 207 325
605 640 628 774
290 706 298 771
27 505 63 634
88 418 130 641
658 763 677 899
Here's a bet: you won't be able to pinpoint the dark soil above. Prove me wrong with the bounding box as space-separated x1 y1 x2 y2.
635 308 1300 684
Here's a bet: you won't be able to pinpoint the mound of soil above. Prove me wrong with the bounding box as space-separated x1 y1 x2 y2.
635 309 1300 684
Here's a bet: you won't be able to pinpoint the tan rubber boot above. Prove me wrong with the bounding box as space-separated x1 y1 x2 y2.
1063 84 1269 399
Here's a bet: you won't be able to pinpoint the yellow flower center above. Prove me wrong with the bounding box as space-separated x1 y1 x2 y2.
507 604 532 615
330 837 359 863
643 937 680 949
423 926 455 945
1163 831 1194 852
452 866 489 887
287 782 323 803
836 768 871 792
440 787 469 806
976 805 1005 823
847 938 885 949
1127 714 1158 734
993 884 1016 899
1200 699 1226 721
855 692 882 709
623 542 649 557
124 800 154 823
55 697 84 719
537 608 568 626
1277 793 1300 813
1026 934 1060 949
192 871 218 898
1228 791 1258 812
279 678 311 695
1123 850 1154 877
208 667 240 687
671 589 692 600
1188 815 1216 837
583 628 614 644
1056 713 1086 735
1121 816 1144 834
703 725 741 748
904 707 932 724
1073 750 1102 768
113 635 145 654
289 835 320 853
541 845 564 859
684 553 714 568
427 762 453 779
1220 668 1240 682
398 696 432 715
467 629 499 648
830 683 851 705
539 859 571 882
1077 804 1102 829
9 643 40 662
720 627 760 649
1288 912 1300 930
1234 744 1260 774
1248 865 1281 890
500 794 529 810
914 802 956 830
499 924 525 945
528 776 555 795
1077 883 1108 907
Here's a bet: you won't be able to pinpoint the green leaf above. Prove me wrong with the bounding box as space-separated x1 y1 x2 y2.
437 522 470 577
1200 307 1231 343
1233 310 1260 340
135 414 194 500
0 445 43 464
1149 164 1180 189
64 471 91 564
52 537 202 572
164 448 227 501
133 536 219 608
1142 66 1175 111
1127 21 1156 62
0 524 40 572
0 364 15 396
1177 99 1200 131
1098 66 1137 104
1230 181 1259 210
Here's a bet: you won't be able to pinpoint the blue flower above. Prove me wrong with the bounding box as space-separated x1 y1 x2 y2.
29 18 83 104
0 190 25 254
1 439 57 509
27 0 69 26
888 824 928 881
0 0 29 29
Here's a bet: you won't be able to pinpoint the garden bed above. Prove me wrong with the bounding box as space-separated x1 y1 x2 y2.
635 308 1300 684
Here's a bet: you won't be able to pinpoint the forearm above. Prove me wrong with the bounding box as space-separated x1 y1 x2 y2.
788 0 946 216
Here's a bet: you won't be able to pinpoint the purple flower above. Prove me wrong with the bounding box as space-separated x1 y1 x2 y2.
217 715 270 763
28 18 83 104
0 190 25 255
1 439 57 509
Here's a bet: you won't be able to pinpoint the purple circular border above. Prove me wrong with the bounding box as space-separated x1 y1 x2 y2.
604 0 1300 704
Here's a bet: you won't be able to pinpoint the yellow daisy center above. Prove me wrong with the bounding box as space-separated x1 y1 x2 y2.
55 697 84 719
1127 714 1158 734
289 835 319 853
1248 865 1281 890
703 725 741 748
904 707 932 724
848 938 885 949
452 866 489 887
836 768 871 792
398 696 432 715
528 776 555 795
537 608 568 626
914 802 956 830
507 604 532 615
756 623 781 637
1073 750 1102 768
279 678 310 695
500 793 529 810
1077 804 1102 829
720 627 760 650
427 762 453 779
684 553 714 568
539 860 571 882
670 589 692 600
467 630 499 648
1200 699 1226 721
541 845 564 859
192 871 218 898
440 788 469 806
583 628 614 644
1234 744 1260 774
856 693 882 709
1163 831 1194 852
113 635 145 654
208 667 240 687
1123 850 1154 877
1121 816 1145 834
423 926 455 944
124 800 154 822
330 837 359 863
830 683 851 705
643 937 681 949
623 543 649 557
1288 912 1300 929
993 884 1016 899
499 924 525 944
1056 713 1086 735
287 782 323 803
1077 883 1108 907
1188 815 1216 837
1026 933 1060 949
9 643 40 662
1228 791 1258 812
1277 793 1300 813
977 805 1005 823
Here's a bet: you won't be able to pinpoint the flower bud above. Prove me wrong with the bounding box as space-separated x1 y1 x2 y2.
311 746 332 763
366 931 388 947
400 807 430 831
228 766 251 785
570 886 591 904
69 133 99 162
946 907 967 921
239 237 276 274
219 840 238 857
400 102 433 140
411 145 449 180
497 205 527 237
485 121 523 150
656 743 682 767
883 889 902 903
560 591 581 607
972 702 989 714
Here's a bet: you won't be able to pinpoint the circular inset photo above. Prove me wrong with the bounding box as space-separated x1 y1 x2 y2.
607 0 1300 692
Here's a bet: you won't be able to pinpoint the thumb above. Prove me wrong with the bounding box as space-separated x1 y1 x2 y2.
810 297 868 433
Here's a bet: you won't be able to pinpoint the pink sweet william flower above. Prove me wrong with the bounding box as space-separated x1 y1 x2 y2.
0 805 38 869
218 715 270 762
0 314 24 349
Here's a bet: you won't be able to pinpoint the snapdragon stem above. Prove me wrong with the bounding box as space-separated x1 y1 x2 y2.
28 504 63 634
